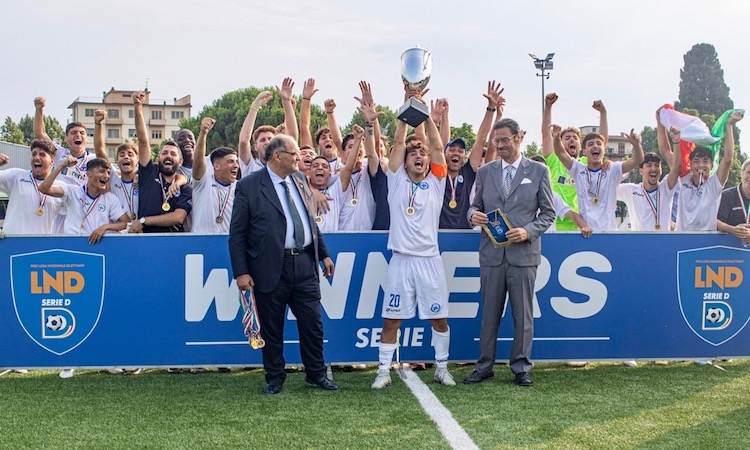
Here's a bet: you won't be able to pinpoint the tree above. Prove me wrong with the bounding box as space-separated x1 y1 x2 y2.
1 117 26 144
524 141 540 158
17 114 65 145
179 86 327 156
449 122 476 150
677 43 733 118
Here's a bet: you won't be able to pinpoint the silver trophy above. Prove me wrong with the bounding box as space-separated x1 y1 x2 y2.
397 46 432 127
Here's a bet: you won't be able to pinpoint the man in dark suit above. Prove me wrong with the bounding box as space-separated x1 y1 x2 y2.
464 118 555 387
229 134 337 395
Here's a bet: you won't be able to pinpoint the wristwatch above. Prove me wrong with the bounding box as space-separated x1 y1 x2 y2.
139 217 146 225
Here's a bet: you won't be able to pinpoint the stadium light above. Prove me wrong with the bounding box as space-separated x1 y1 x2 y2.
530 53 555 118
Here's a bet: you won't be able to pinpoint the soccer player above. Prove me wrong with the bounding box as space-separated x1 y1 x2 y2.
93 110 139 222
370 93 455 389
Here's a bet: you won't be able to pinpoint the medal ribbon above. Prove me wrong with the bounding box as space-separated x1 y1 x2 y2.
737 185 750 224
641 185 660 227
213 179 232 222
349 170 363 204
407 181 420 211
74 150 89 174
317 187 329 217
80 187 102 227
29 172 48 211
158 174 170 205
239 289 262 343
586 168 603 200
448 174 458 204
119 180 136 217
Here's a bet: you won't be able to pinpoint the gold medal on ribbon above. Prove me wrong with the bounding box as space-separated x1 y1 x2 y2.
80 223 85 229
315 215 323 224
162 202 171 212
406 206 415 216
129 213 136 220
215 216 223 224
250 338 259 349
350 198 358 206
256 338 265 349
448 200 457 209
592 197 599 205
37 207 44 216
654 223 661 230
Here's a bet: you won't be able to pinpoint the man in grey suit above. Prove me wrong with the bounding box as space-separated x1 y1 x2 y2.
464 118 555 387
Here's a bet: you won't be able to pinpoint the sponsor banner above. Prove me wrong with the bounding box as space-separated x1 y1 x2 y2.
0 232 748 368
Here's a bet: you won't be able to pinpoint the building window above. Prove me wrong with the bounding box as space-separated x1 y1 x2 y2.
152 130 162 140
128 129 136 138
108 129 120 139
171 111 184 120
128 109 134 119
108 109 120 118
151 111 162 120
618 143 625 154
86 128 94 137
85 109 94 117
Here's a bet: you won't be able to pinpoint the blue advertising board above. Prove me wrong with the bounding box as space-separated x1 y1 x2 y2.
1 232 748 368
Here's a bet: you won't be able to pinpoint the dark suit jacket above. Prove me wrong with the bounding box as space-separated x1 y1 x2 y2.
229 168 330 293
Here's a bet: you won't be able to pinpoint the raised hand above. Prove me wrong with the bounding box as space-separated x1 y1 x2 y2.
358 102 384 123
622 128 641 146
302 78 319 100
34 96 46 110
592 100 606 113
276 77 295 102
94 110 107 125
545 93 558 107
483 81 505 108
251 90 273 110
324 99 336 114
352 124 364 140
668 126 681 143
63 156 77 167
132 91 146 105
358 81 374 105
550 124 562 139
200 117 216 134
728 110 744 126
430 98 448 123
0 153 9 166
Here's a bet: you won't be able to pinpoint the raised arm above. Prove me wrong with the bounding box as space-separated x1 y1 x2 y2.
716 111 743 185
552 124 573 170
339 124 363 191
133 91 151 167
424 113 446 174
593 100 608 145
541 93 558 157
430 98 449 150
277 77 299 142
299 78 319 148
356 81 385 160
324 99 344 157
439 99 451 149
33 96 51 141
663 120 681 189
238 90 273 165
388 116 409 173
621 129 645 173
39 157 76 197
355 86 385 176
93 110 108 160
471 81 505 171
193 117 215 181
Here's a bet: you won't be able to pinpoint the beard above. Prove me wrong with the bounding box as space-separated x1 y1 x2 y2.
158 161 177 176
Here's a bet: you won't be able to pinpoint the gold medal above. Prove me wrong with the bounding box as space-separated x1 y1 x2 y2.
162 202 171 212
592 197 599 205
37 207 44 216
406 206 415 216
129 213 136 220
350 198 358 206
215 216 223 224
80 223 85 229
250 338 258 349
315 215 323 224
256 338 265 348
654 223 661 230
448 200 457 209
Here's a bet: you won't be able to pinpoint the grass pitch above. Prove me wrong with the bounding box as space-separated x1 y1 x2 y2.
2 360 749 449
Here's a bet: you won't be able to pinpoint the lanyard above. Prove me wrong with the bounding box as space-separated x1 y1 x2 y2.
80 186 101 229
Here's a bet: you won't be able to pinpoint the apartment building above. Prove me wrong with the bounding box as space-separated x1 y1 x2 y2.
580 125 633 161
68 88 191 160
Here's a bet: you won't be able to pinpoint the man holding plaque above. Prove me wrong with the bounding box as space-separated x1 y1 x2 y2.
464 118 555 387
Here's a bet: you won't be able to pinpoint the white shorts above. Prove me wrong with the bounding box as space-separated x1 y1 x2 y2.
382 253 449 320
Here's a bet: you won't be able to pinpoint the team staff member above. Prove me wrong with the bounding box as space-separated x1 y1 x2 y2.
464 118 555 387
717 159 750 245
229 134 337 395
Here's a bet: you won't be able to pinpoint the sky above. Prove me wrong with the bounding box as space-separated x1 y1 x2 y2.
2 0 748 148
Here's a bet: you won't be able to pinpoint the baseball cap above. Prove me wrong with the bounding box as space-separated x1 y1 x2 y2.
445 138 466 150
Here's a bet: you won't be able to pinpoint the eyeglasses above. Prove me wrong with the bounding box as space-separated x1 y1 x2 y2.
278 150 300 158
491 134 517 146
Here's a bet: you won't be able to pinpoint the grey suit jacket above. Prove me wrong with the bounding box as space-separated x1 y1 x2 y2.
467 156 555 267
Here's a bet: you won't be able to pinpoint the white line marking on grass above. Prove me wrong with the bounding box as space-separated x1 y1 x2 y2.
401 368 479 450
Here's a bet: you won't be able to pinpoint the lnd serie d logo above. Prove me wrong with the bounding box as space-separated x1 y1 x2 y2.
11 249 104 355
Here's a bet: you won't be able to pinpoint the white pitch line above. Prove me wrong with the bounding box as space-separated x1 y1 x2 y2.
400 368 479 450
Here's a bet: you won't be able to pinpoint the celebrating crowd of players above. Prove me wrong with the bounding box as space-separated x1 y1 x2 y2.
0 78 745 392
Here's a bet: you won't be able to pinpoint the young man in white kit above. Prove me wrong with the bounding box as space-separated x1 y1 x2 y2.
369 94 454 389
308 155 343 232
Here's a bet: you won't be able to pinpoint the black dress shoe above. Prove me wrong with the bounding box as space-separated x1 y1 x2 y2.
515 372 533 386
305 376 340 391
263 381 283 395
463 370 494 384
